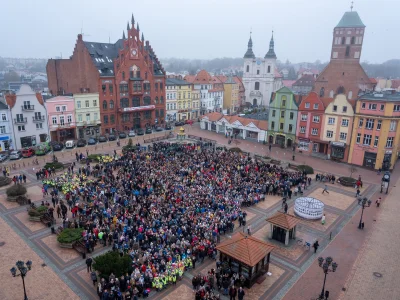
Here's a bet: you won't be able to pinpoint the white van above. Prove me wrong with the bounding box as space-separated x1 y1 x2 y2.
65 140 75 149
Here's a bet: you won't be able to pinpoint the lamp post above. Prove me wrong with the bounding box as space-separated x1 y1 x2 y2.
10 260 32 300
317 256 338 299
357 197 372 229
380 171 390 194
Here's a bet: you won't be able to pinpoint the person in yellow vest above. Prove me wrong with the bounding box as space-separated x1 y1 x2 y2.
172 272 177 285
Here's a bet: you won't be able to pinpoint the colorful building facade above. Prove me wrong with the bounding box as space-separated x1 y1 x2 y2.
348 92 400 170
74 93 101 139
45 96 76 142
268 87 298 147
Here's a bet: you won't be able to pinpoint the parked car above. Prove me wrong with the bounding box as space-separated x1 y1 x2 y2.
22 148 35 158
145 127 152 134
9 150 22 160
77 139 87 147
36 142 52 156
65 140 75 149
165 124 172 130
98 136 107 143
155 127 163 132
128 130 136 137
108 134 117 141
185 120 193 125
175 121 184 126
52 142 64 151
137 128 145 135
88 138 97 145
119 132 127 139
0 153 9 162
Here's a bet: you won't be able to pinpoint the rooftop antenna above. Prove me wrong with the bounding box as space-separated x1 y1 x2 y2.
351 1 354 11
80 21 91 38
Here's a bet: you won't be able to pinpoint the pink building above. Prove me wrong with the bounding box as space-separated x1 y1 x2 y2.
45 96 76 142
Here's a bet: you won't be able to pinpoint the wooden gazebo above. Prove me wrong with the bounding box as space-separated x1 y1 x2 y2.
266 212 301 246
216 232 275 288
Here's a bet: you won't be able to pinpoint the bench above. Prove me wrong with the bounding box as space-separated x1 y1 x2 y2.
73 240 87 258
40 213 56 227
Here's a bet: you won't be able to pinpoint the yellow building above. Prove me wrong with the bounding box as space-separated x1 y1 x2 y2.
191 89 201 119
215 75 239 114
348 92 400 170
176 81 193 121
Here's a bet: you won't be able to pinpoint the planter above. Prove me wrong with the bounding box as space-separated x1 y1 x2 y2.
0 177 12 187
29 216 42 222
7 192 27 202
338 177 356 187
59 242 74 249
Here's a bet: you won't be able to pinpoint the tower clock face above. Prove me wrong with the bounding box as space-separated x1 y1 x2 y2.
256 59 261 65
131 48 137 56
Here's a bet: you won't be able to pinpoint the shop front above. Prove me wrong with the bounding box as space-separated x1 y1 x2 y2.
330 142 346 160
77 125 101 140
363 151 377 169
275 134 285 147
0 136 12 152
382 151 392 171
297 138 310 152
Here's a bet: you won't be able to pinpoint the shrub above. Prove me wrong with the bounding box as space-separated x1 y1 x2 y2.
57 228 83 244
228 147 242 153
93 251 133 279
6 184 27 197
87 154 101 162
28 205 48 217
44 162 64 170
338 176 356 187
297 165 314 174
0 177 12 187
127 138 133 147
122 145 138 153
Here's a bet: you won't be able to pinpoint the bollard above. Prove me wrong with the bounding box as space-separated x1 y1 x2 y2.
329 232 332 240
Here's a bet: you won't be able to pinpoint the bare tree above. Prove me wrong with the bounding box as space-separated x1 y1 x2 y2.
349 165 357 178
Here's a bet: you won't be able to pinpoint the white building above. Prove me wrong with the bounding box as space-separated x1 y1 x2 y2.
5 84 49 149
242 32 282 107
0 99 14 151
166 79 179 122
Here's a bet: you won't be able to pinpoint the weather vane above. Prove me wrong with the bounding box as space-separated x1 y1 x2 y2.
351 1 354 11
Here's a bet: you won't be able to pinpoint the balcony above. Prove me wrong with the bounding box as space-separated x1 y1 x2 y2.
32 116 45 122
119 104 155 113
14 118 27 124
21 105 35 111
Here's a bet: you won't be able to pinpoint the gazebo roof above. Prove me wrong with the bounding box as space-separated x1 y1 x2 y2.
216 232 274 267
266 211 301 230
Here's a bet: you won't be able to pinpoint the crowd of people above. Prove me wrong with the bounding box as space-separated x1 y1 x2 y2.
40 142 308 300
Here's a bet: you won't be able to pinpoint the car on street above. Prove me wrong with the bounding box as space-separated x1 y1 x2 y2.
119 132 127 139
52 142 64 151
108 134 117 141
155 127 163 132
0 153 9 162
35 142 52 156
22 148 35 158
185 120 193 125
65 140 75 149
175 121 184 126
88 138 97 145
98 136 107 143
77 139 87 147
9 150 22 160
128 130 136 137
145 127 152 134
165 124 172 130
137 128 144 135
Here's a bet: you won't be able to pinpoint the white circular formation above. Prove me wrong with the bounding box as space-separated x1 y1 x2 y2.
294 197 324 220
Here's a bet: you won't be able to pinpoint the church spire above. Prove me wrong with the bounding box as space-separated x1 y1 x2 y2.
243 31 255 59
122 30 126 40
127 21 130 31
131 13 135 25
141 32 144 42
265 30 277 59
137 22 140 32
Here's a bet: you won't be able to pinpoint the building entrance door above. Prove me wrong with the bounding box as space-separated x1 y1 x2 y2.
272 226 286 243
363 152 377 169
313 143 318 153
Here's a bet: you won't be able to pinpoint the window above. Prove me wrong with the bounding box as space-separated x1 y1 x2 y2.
18 125 25 131
143 97 151 105
103 116 109 124
333 105 337 112
271 121 275 130
55 106 60 112
351 36 355 44
110 100 114 109
345 46 350 57
94 113 98 120
34 123 42 129
380 104 385 111
305 102 310 108
332 52 338 59
394 105 400 112
109 85 113 94
257 70 260 75
110 115 115 124
155 83 158 91
282 99 286 107
77 101 81 108
86 114 90 122
268 66 271 73
328 117 335 125
255 82 260 90
313 116 320 123
356 133 361 144
280 111 285 118
311 128 318 135
67 115 72 123
342 106 347 113
272 110 276 117
320 87 325 97
361 102 366 109
313 104 319 109
390 121 396 131
59 116 65 125
246 65 249 72
341 119 349 127
301 114 307 121
0 126 5 134
288 124 293 132
359 118 364 127
133 82 142 92
363 134 372 145
365 118 375 129
374 136 379 147
368 103 377 110
103 100 107 110
132 97 140 107
93 100 97 107
386 137 394 148
354 52 360 59
85 100 89 108
326 131 333 138
52 116 57 125
78 114 82 122
120 98 129 108
160 96 164 103
160 83 163 90
144 111 151 119
339 132 347 140
300 126 306 133
155 97 159 104
280 123 284 130
1 113 6 121
377 120 382 130
61 105 67 111
289 112 294 120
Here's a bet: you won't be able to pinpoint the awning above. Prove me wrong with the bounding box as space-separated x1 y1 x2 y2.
331 141 346 147
298 138 310 142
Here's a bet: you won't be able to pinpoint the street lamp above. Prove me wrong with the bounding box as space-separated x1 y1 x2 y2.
317 256 338 299
380 171 390 194
10 260 32 300
357 197 372 229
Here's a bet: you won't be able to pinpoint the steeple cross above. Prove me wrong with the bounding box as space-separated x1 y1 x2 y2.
351 1 354 11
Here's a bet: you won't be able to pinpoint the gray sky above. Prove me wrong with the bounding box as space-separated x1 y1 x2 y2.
1 0 399 63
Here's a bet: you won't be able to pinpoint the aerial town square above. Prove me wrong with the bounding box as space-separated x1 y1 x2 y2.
0 1 399 300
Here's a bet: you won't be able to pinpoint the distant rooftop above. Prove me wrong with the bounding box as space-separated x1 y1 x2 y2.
166 78 191 86
336 11 365 28
242 112 269 121
359 91 400 102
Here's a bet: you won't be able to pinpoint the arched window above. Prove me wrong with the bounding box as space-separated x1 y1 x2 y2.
255 82 260 90
341 37 345 45
129 65 141 78
102 100 107 110
132 97 140 107
103 115 108 124
120 98 129 108
122 71 125 80
143 96 151 105
337 86 345 94
268 66 271 73
155 97 159 104
348 91 353 99
109 100 114 109
160 96 164 103
253 99 257 106
246 65 249 72
329 90 334 98
351 37 355 45
319 87 325 97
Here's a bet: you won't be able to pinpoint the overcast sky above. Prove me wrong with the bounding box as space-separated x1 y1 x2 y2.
1 0 399 63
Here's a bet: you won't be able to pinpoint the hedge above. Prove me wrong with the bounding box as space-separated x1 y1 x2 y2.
228 147 242 153
93 251 133 279
57 228 84 244
44 162 64 170
87 154 101 162
0 177 12 187
338 176 357 187
28 205 48 217
6 184 27 197
297 165 314 174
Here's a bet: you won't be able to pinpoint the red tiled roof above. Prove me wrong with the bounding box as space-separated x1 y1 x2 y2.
274 70 282 78
193 70 212 84
201 112 223 122
216 232 274 267
320 97 334 108
282 80 296 88
369 78 377 84
202 113 268 131
391 79 400 89
184 75 196 83
266 212 300 230
214 75 227 83
293 74 315 87
5 94 16 109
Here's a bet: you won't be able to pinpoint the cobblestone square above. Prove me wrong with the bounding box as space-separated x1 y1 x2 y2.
308 188 356 210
